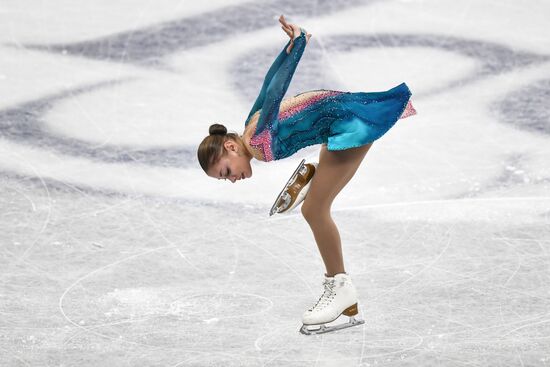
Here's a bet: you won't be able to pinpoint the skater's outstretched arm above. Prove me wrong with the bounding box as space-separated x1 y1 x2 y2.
254 27 308 135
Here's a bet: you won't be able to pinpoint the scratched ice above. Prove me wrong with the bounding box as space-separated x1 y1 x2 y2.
1 0 550 366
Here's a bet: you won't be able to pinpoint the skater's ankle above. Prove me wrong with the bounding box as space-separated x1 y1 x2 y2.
325 271 346 278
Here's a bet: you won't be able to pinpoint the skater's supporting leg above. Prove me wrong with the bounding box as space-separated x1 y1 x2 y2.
301 143 373 276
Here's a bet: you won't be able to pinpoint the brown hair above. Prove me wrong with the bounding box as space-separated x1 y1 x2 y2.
197 123 241 173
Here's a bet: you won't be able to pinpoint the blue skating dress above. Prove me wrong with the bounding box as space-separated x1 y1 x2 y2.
245 29 416 162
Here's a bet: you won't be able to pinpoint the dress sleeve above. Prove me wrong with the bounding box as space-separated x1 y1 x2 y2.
246 29 308 134
245 39 292 125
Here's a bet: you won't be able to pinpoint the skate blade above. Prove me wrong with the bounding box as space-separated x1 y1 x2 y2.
269 159 305 216
299 316 365 335
272 177 313 216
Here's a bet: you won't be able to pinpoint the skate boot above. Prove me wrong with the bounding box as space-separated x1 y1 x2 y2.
269 159 318 216
300 273 365 335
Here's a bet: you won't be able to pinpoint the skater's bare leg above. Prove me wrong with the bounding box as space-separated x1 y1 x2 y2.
301 143 372 276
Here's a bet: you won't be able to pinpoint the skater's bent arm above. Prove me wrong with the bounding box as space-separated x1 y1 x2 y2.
245 40 292 125
254 29 308 135
246 16 310 126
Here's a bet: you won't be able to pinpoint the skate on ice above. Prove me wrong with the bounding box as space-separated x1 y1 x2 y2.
300 273 365 335
269 159 318 216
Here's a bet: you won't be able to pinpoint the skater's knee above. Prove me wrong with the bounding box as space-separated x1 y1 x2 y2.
301 203 317 222
301 201 330 222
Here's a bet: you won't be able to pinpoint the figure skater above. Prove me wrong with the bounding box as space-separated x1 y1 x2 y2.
197 15 416 335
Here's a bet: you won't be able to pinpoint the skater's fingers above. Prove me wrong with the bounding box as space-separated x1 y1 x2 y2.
282 19 299 37
279 14 289 27
279 18 293 34
283 24 293 33
279 15 302 44
288 24 301 40
281 25 293 38
286 41 294 54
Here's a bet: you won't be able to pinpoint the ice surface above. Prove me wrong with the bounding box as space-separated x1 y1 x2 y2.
1 0 550 366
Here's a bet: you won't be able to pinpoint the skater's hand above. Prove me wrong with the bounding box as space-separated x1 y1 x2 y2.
279 15 311 54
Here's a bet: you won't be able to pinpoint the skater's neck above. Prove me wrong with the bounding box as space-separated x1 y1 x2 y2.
240 131 263 161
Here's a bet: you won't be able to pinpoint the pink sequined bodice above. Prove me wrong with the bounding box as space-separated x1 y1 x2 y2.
249 90 343 161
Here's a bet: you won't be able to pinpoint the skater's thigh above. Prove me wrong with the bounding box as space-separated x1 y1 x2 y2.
303 143 373 211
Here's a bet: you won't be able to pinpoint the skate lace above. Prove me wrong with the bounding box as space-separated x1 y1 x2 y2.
308 279 336 311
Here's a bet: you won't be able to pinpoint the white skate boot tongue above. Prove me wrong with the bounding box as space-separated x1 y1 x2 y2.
307 278 335 312
333 273 352 288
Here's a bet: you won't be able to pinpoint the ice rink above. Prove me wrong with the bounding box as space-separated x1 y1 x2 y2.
1 0 550 365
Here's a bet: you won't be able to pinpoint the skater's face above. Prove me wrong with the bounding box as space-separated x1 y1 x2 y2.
206 139 253 183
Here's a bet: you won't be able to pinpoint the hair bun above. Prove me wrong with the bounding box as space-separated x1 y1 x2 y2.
209 123 227 136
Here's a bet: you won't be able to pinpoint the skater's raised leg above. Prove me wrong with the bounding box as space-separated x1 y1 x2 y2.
301 143 373 276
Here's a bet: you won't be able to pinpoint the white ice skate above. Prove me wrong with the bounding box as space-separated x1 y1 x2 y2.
269 159 318 216
300 273 365 335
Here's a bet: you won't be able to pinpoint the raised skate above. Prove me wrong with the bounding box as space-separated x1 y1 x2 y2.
269 159 318 216
299 273 365 335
